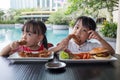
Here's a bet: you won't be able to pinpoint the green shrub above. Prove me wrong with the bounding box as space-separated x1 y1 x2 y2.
0 20 16 24
47 10 69 25
100 21 117 38
69 20 75 27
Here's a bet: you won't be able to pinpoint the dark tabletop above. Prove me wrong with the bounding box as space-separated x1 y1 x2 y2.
0 54 120 80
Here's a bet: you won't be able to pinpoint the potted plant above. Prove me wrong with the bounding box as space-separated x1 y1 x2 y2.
100 21 117 41
47 10 69 30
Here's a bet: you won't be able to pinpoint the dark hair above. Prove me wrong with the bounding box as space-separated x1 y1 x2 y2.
74 16 96 31
22 20 48 49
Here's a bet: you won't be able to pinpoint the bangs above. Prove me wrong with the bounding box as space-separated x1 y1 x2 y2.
75 16 96 31
82 19 91 29
82 19 96 31
22 20 42 35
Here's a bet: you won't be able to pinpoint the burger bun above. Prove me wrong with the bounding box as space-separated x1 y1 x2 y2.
93 55 112 60
89 47 109 54
89 47 111 59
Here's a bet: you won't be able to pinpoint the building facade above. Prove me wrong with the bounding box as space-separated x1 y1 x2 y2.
10 0 63 11
10 0 67 22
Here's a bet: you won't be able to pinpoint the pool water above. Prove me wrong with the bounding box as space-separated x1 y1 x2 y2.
0 26 69 50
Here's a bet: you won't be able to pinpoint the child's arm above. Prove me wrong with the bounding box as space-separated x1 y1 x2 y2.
88 30 115 55
0 44 11 56
0 41 21 56
49 34 73 52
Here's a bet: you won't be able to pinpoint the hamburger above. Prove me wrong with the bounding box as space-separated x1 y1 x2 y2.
89 47 112 59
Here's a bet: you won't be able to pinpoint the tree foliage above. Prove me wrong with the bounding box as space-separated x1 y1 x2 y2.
47 10 69 25
0 9 5 20
66 0 119 22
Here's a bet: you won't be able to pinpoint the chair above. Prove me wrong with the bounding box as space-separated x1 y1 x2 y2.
47 43 54 48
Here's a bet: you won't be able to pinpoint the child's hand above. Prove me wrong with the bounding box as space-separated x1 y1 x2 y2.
10 39 27 50
88 30 102 41
10 41 20 50
18 40 27 45
68 34 81 44
56 35 71 50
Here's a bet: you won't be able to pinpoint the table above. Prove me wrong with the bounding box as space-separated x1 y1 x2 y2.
0 54 120 80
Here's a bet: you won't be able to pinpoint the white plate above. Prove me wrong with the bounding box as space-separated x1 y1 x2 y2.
7 52 54 62
59 55 117 63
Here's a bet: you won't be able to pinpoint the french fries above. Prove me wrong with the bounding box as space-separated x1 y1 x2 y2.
73 53 91 59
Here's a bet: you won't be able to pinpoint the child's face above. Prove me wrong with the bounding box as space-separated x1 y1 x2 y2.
72 20 90 44
21 27 43 47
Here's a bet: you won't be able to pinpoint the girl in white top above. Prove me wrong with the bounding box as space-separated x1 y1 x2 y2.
50 16 115 55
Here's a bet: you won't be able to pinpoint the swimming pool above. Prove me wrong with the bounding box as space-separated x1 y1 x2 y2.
0 25 69 50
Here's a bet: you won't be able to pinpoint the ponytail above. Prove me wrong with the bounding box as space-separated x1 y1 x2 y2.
43 35 48 49
36 20 48 49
